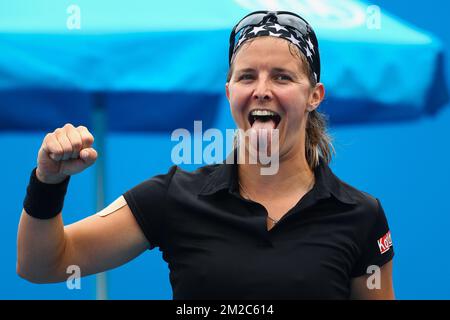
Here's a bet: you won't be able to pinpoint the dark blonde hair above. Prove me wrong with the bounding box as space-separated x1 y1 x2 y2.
226 38 334 169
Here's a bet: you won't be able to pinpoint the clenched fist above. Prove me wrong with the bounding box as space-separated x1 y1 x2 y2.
36 123 98 184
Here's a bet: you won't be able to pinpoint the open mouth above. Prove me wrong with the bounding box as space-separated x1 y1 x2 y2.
248 109 282 129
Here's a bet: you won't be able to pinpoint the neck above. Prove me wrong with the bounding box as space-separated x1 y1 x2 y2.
237 147 315 200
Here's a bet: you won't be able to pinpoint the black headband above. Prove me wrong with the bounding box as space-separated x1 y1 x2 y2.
229 12 320 83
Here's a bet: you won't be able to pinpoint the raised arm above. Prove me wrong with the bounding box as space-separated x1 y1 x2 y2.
17 124 150 283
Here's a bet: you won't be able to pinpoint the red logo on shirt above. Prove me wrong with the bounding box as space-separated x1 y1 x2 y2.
377 231 392 254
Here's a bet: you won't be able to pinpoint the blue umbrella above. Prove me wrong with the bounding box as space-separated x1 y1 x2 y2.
0 0 447 131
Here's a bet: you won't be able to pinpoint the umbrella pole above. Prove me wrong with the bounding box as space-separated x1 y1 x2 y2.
93 92 108 300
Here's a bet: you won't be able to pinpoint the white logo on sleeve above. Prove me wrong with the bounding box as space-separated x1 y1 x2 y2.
377 231 392 254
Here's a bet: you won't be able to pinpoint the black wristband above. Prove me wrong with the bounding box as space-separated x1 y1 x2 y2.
23 168 71 219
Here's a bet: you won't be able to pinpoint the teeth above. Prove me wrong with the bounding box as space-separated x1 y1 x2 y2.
250 109 277 117
248 109 282 127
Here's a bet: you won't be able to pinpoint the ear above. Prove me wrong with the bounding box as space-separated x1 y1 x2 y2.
307 83 325 112
225 82 230 101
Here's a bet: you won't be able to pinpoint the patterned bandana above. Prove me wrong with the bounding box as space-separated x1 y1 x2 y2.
230 19 320 83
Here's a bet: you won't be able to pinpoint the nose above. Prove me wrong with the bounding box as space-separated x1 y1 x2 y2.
253 78 273 102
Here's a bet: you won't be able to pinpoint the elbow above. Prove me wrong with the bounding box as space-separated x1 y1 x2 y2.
16 262 42 284
16 262 35 283
16 260 60 284
16 260 29 282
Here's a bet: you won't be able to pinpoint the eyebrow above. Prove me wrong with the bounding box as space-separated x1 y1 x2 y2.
235 67 298 77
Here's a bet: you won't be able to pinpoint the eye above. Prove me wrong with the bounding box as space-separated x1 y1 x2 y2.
275 74 292 81
238 74 254 81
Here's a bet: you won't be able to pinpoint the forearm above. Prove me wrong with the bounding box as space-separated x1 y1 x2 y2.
17 124 97 283
17 210 68 283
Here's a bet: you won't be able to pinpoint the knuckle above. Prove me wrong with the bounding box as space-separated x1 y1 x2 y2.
56 130 68 139
48 142 62 154
46 138 58 148
43 133 52 142
55 131 67 140
49 139 61 151
77 126 94 144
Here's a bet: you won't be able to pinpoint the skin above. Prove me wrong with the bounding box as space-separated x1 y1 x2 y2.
226 36 395 299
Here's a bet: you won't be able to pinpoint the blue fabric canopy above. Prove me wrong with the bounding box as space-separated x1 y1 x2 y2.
0 0 447 131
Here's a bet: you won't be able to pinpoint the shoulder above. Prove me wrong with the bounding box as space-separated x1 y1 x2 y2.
166 163 220 186
171 163 221 181
125 163 223 198
331 173 383 224
136 163 224 196
332 175 394 260
320 160 381 216
343 178 379 209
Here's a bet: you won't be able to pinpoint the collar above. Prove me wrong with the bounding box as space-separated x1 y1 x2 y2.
198 151 357 205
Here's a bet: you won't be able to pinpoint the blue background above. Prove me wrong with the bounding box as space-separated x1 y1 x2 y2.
2 0 449 299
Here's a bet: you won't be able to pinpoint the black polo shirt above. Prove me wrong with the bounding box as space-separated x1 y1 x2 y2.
123 153 394 300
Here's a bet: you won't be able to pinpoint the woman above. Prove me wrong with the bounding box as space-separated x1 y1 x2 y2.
17 11 394 299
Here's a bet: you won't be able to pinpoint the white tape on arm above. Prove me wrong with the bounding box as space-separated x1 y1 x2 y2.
96 195 127 217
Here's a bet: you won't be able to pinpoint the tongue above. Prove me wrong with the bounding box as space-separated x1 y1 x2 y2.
250 119 276 150
251 118 276 131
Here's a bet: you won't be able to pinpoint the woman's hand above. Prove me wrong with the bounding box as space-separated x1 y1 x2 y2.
36 123 97 184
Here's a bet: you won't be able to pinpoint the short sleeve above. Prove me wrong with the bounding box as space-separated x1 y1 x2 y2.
123 165 177 250
351 198 394 278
